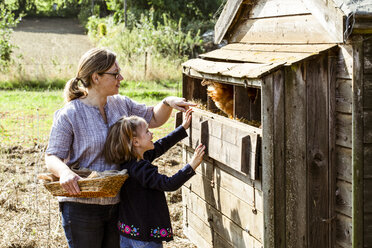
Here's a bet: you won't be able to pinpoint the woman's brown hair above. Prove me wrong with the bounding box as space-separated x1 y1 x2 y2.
104 116 146 164
64 48 117 102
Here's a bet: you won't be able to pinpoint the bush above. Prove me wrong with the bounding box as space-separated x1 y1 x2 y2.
0 3 21 68
91 10 203 59
86 10 203 81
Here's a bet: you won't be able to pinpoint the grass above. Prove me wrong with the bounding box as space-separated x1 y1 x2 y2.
0 79 181 147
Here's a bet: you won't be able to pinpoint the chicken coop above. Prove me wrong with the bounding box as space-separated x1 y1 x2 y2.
177 0 372 247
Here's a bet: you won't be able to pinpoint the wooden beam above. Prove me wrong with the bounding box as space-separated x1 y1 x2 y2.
183 68 263 89
364 38 372 74
364 212 372 246
328 49 338 248
364 144 372 179
364 75 372 109
352 35 364 248
262 69 286 248
306 54 331 248
285 63 307 248
214 0 243 44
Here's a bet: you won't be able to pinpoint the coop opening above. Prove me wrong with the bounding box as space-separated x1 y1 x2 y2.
183 76 262 128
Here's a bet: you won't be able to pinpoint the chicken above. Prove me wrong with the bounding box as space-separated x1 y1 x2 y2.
202 79 259 118
203 80 234 117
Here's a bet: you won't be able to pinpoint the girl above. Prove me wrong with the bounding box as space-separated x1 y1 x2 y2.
103 109 204 248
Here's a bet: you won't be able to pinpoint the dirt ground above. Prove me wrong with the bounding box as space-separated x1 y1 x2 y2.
0 143 196 248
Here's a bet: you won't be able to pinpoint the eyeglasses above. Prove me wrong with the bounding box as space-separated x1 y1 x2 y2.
99 70 121 79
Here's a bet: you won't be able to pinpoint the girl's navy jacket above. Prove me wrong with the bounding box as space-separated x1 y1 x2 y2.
118 125 195 243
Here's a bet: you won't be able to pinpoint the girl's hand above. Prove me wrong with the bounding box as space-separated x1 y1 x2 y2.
59 169 82 195
189 144 205 170
163 96 196 112
182 108 193 129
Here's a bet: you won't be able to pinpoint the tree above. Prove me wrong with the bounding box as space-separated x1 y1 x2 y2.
0 3 20 68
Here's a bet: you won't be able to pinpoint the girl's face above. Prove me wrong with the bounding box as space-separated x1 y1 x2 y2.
135 122 154 152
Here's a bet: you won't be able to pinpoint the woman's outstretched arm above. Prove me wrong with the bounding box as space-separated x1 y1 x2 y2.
149 96 196 128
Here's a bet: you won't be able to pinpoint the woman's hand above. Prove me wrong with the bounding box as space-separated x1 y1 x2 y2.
163 96 196 112
182 108 193 129
59 169 82 195
189 144 205 170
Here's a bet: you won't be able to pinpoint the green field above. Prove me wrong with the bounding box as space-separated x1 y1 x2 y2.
0 80 181 147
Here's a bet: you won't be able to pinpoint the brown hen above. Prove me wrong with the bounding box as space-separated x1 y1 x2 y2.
204 81 234 117
202 80 259 118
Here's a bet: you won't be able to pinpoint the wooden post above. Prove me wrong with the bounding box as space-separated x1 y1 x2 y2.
363 36 372 246
285 64 307 248
144 51 148 79
352 35 364 248
306 55 330 248
273 70 286 248
262 69 285 248
124 0 127 27
328 49 337 248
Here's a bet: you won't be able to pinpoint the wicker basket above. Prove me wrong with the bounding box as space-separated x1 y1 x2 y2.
41 170 129 198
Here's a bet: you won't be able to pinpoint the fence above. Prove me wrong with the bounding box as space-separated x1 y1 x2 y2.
0 111 67 248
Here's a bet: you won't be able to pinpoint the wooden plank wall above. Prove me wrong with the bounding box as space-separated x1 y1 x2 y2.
335 43 353 248
363 35 372 247
179 108 261 180
262 53 335 248
182 147 263 248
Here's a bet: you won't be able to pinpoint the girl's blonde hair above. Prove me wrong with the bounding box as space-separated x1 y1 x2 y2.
64 48 117 102
104 116 146 164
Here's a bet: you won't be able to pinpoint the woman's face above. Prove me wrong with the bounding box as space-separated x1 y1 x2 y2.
96 61 123 96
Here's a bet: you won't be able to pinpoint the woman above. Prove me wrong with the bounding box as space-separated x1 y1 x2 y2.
45 48 194 248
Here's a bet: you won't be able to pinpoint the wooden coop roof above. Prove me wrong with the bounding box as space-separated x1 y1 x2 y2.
182 43 336 87
215 0 372 44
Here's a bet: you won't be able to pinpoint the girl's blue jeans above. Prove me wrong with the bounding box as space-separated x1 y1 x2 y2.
119 235 163 248
60 202 120 248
